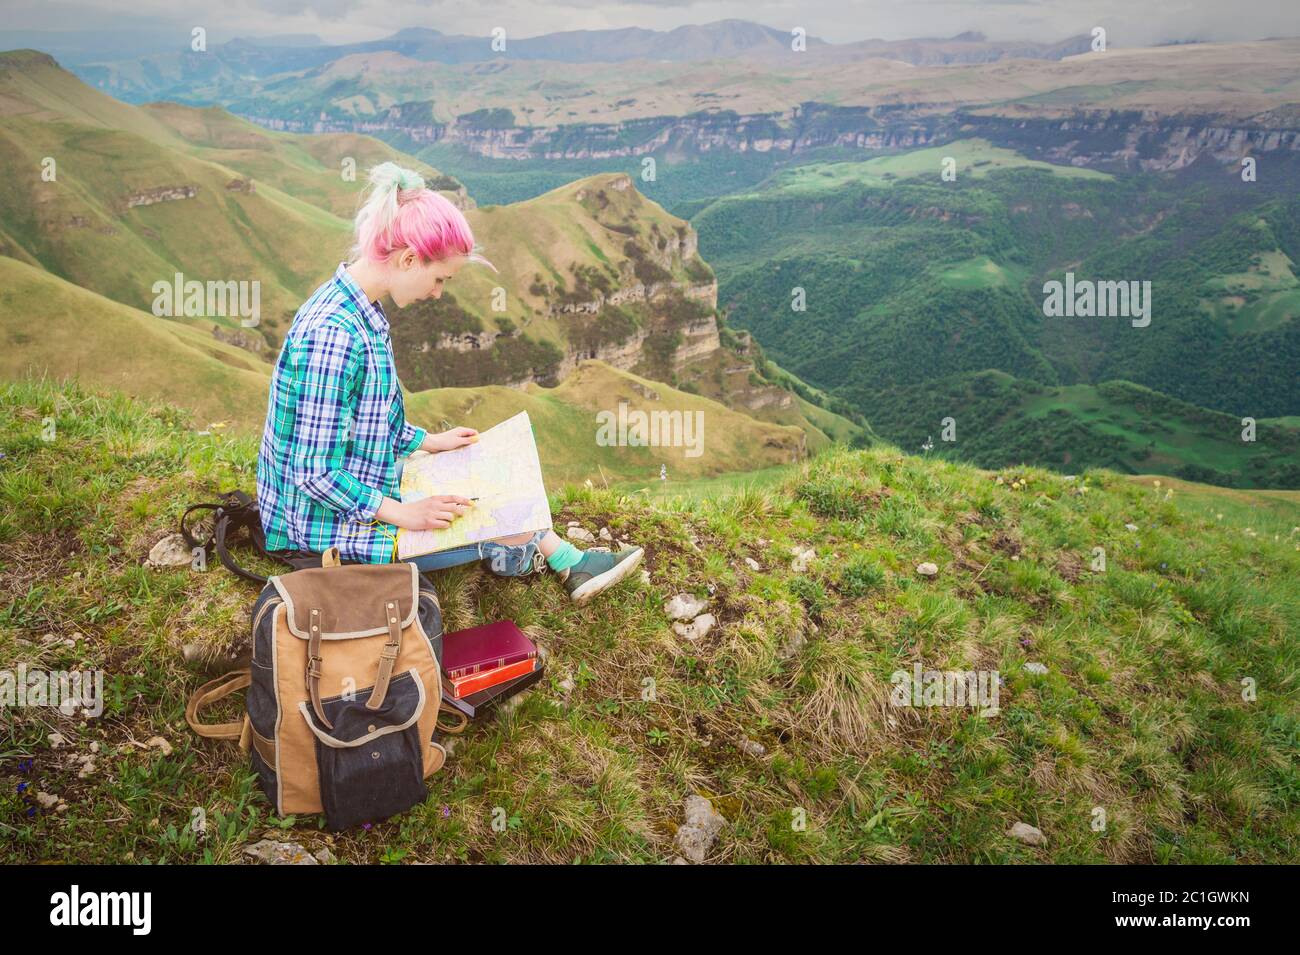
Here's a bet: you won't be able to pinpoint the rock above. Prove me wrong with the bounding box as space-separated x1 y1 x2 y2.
1022 662 1049 676
674 795 726 863
779 630 807 660
1007 822 1047 847
35 791 60 809
671 856 690 865
558 677 576 694
1125 523 1139 532
145 736 173 756
566 526 596 543
313 848 336 865
146 533 194 568
244 839 320 865
663 593 709 621
639 569 651 586
566 520 581 528
744 557 761 571
48 732 69 749
738 738 767 757
497 690 532 718
790 546 816 573
916 562 939 578
673 613 716 641
599 527 613 541
76 755 97 779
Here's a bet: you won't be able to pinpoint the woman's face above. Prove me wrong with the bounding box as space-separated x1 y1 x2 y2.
388 251 468 308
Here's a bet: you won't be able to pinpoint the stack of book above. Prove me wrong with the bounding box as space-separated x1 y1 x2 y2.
440 620 544 720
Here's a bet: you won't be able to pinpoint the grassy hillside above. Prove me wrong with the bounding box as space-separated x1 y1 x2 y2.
695 140 1300 487
0 258 826 484
0 257 272 427
0 53 858 454
140 102 468 219
0 50 466 337
2 377 1296 863
865 372 1300 489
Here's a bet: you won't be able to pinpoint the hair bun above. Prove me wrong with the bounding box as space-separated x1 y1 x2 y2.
369 161 425 194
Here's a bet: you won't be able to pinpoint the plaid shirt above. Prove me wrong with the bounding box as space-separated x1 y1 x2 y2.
257 263 426 563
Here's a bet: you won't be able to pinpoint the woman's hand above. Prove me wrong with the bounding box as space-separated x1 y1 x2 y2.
423 427 478 453
380 495 474 531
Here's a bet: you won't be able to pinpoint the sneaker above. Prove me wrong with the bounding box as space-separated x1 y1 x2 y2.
558 546 644 606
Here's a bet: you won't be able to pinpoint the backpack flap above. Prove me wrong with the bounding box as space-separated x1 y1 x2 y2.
272 562 420 729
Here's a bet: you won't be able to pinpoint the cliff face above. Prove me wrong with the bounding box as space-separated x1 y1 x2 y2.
957 111 1300 171
385 172 800 423
259 103 1299 173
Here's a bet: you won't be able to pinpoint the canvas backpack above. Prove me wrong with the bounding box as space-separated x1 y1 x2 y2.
185 549 467 830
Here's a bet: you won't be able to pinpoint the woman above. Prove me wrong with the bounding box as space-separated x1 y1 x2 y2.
256 162 643 605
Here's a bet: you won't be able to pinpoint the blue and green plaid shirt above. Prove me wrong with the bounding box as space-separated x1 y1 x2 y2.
257 263 426 563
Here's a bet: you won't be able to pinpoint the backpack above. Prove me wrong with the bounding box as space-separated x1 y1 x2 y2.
185 548 467 830
179 490 289 584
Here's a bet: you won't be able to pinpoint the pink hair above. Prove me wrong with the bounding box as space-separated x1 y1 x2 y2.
350 162 495 271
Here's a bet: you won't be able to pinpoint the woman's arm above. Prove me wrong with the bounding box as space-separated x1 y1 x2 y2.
419 427 479 453
287 324 384 523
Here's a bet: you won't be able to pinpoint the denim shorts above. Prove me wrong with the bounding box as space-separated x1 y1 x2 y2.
396 456 547 578
402 529 544 576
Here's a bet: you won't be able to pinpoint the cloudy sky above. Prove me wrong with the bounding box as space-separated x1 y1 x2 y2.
3 0 1298 49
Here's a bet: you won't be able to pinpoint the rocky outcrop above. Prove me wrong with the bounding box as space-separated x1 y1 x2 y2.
954 110 1300 171
123 185 198 208
211 324 266 354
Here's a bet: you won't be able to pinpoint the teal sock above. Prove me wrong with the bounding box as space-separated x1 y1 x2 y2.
546 540 583 573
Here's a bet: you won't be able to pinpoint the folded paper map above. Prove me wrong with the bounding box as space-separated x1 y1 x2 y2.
396 412 552 558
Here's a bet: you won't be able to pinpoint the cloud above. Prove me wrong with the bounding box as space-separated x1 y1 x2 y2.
1 0 1297 47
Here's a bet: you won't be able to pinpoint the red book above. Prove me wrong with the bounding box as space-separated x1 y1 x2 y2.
442 620 537 680
445 658 538 699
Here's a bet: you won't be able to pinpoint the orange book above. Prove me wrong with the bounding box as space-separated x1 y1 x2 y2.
446 658 538 699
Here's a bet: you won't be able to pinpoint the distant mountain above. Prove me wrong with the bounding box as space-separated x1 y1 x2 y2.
820 31 1094 65
55 20 1109 107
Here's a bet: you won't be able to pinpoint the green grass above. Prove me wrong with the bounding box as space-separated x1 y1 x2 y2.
938 257 1029 290
3 376 1296 863
752 139 1112 195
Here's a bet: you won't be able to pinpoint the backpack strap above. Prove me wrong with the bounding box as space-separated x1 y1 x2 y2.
436 703 469 735
180 491 291 585
185 669 252 741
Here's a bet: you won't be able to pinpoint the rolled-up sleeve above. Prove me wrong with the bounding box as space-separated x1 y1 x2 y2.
288 325 384 522
393 415 427 458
